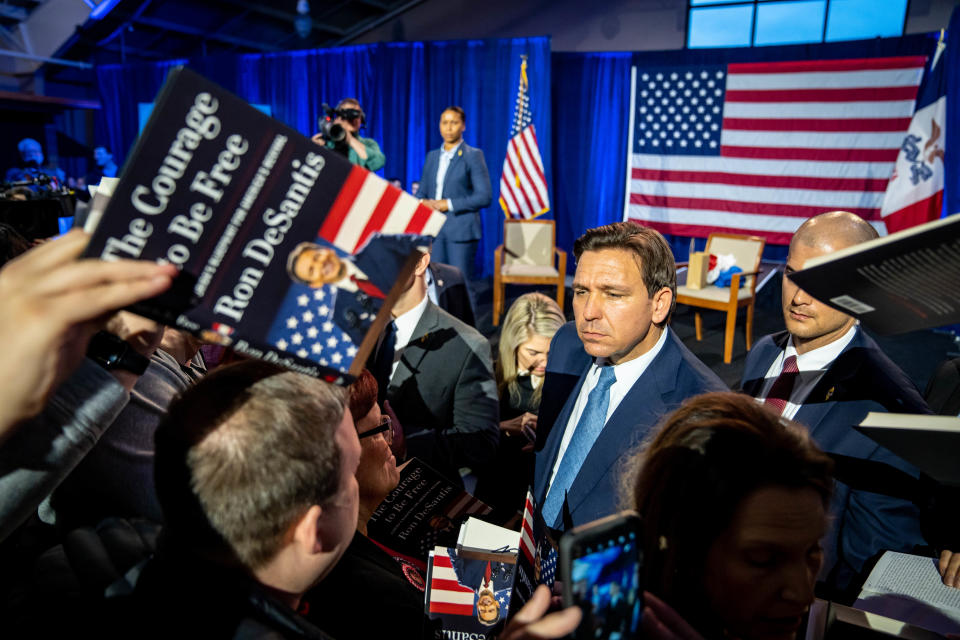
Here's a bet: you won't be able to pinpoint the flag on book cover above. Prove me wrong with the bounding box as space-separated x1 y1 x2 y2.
499 55 550 220
429 548 480 616
319 165 445 253
417 490 494 556
880 38 947 234
520 492 537 565
624 56 926 244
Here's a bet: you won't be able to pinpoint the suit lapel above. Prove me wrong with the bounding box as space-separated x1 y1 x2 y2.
794 330 864 440
562 333 682 516
535 360 592 503
389 303 441 393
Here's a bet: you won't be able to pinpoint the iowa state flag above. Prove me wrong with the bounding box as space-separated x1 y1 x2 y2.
880 38 947 234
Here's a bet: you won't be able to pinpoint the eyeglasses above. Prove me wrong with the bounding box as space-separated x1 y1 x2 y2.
358 415 392 442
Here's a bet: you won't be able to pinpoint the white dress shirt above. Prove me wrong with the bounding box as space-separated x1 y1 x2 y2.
433 142 461 212
389 293 430 380
756 324 858 420
547 327 670 488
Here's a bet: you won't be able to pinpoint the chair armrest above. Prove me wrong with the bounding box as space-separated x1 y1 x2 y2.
676 261 690 268
555 247 567 276
494 244 503 273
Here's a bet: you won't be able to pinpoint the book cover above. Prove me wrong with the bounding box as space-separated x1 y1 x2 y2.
787 214 960 335
426 546 516 639
82 66 445 382
367 457 493 562
856 412 960 487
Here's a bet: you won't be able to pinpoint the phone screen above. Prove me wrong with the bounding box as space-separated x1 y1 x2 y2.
566 522 643 640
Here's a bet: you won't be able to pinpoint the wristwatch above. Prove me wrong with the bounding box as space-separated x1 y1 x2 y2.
86 330 150 375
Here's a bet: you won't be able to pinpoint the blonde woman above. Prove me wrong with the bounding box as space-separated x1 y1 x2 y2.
476 292 565 512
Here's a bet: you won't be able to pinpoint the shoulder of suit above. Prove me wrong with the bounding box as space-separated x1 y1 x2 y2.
430 303 487 346
664 330 727 391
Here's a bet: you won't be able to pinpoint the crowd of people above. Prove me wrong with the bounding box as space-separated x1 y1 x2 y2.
0 98 957 639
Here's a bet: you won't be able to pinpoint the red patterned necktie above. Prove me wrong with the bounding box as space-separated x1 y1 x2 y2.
764 355 799 415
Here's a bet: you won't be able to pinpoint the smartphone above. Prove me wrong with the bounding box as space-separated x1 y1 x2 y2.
559 511 644 640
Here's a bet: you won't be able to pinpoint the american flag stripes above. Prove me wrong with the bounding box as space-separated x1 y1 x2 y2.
520 492 537 565
320 165 446 253
625 56 927 244
428 549 477 616
499 55 550 220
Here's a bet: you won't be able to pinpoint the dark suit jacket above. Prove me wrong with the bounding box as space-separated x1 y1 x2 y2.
534 323 726 528
332 233 424 345
741 328 930 588
417 142 492 242
429 261 476 328
925 357 960 415
387 301 499 483
304 531 428 640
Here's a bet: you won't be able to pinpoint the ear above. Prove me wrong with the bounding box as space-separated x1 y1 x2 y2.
651 286 673 325
292 504 324 554
415 249 431 276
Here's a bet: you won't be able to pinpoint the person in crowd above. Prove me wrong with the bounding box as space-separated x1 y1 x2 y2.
427 260 476 327
77 146 119 202
0 223 30 267
128 360 357 637
740 210 930 591
304 369 430 639
0 230 176 540
130 360 579 639
476 292 564 513
311 98 385 171
534 221 725 529
369 248 499 484
417 106 492 284
51 326 206 526
5 138 65 184
626 391 833 640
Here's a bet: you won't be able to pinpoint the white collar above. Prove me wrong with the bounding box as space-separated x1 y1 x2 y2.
440 141 463 156
597 325 670 385
785 323 858 372
392 293 430 350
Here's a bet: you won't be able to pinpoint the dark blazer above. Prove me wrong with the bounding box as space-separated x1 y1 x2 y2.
332 233 424 345
429 261 476 328
417 142 492 242
741 328 930 588
387 301 500 483
534 323 726 528
303 531 429 640
925 357 960 415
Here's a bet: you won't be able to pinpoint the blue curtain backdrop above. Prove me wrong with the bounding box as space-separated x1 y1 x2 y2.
94 36 550 278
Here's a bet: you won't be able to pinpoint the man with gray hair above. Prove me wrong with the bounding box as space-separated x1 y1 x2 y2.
741 210 932 591
129 360 359 637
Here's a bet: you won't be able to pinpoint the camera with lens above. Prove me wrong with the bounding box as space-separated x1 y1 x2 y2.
319 103 347 145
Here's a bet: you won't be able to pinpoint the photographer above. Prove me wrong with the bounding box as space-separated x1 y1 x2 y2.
311 98 385 172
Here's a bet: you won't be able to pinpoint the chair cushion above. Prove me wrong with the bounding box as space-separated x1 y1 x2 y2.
501 264 560 277
504 222 554 266
677 284 753 302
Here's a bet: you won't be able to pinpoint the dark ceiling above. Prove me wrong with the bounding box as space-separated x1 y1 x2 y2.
36 0 422 92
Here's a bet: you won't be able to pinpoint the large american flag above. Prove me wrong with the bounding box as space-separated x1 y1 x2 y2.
499 55 550 220
625 56 927 244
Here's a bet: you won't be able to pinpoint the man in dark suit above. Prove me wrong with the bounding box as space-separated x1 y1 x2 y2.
372 249 499 484
427 261 476 327
741 210 930 591
417 106 492 283
534 222 725 529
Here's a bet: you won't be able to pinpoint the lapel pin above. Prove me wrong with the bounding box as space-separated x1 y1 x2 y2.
457 149 462 157
437 279 444 287
825 386 835 401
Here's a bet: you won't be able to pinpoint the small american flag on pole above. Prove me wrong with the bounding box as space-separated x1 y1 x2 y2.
499 55 550 219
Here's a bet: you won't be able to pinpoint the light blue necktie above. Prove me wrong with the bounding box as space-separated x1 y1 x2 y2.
542 366 617 526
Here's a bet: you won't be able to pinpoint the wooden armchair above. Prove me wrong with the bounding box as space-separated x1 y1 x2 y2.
675 233 765 364
493 219 567 326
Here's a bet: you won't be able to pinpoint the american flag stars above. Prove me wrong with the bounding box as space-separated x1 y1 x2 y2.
267 282 360 373
635 66 726 155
